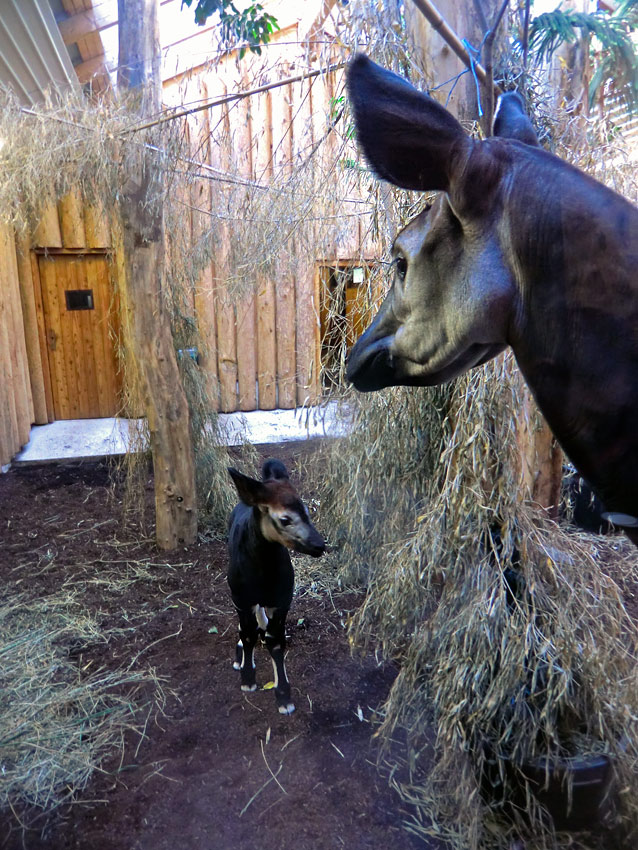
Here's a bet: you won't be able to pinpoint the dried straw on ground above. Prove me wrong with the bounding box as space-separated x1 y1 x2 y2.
0 592 162 821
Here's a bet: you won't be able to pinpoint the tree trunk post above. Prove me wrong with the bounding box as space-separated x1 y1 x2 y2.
117 0 197 549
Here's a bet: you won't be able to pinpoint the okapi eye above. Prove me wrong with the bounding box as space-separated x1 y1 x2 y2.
395 256 407 280
280 516 292 527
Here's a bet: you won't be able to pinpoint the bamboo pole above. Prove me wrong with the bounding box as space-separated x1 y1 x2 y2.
124 61 348 136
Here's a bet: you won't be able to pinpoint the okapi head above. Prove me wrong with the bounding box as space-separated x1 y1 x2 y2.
228 461 326 557
346 54 638 544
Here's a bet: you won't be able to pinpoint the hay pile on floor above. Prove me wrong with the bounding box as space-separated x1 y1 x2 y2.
0 592 161 822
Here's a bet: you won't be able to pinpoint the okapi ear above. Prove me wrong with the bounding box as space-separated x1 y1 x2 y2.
492 92 539 146
228 467 269 506
347 53 471 191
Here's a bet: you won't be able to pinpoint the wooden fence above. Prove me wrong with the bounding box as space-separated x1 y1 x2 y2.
163 33 378 412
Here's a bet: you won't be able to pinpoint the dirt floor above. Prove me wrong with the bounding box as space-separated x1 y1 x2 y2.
0 441 436 850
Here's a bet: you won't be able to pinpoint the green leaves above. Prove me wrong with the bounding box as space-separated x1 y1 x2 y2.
180 0 280 57
527 2 638 112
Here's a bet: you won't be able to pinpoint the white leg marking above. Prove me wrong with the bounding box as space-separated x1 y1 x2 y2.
252 604 269 630
241 683 258 692
278 703 295 715
233 640 243 670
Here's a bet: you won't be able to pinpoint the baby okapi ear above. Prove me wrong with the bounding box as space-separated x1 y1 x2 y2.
347 53 471 192
227 467 270 507
492 91 539 146
261 458 289 482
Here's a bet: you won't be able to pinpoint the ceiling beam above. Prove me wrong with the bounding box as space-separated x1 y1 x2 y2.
57 7 116 46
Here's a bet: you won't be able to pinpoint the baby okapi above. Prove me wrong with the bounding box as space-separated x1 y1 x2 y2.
227 459 325 714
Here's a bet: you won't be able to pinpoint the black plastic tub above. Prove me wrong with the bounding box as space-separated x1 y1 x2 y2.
518 752 612 830
481 746 613 830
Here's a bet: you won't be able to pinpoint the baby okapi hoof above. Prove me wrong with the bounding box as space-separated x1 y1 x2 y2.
241 683 258 692
275 684 295 715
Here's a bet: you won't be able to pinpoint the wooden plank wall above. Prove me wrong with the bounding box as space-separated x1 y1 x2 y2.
163 36 372 412
0 186 116 464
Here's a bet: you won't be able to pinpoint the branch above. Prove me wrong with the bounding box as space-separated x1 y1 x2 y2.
471 0 488 33
483 0 511 134
522 0 532 71
408 0 500 95
122 61 348 135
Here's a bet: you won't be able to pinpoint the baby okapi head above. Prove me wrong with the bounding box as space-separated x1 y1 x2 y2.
227 460 326 557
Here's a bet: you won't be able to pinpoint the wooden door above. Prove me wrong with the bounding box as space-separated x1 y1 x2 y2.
39 254 122 420
319 263 375 391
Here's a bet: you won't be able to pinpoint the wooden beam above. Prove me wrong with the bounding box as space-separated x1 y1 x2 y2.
57 6 116 46
73 53 108 86
15 232 48 424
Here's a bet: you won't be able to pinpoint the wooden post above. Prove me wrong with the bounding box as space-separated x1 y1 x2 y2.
254 90 277 410
84 195 111 249
233 69 257 412
15 231 48 424
517 385 563 517
0 229 20 463
270 78 296 408
59 189 87 249
2 225 34 443
117 0 197 549
189 79 220 410
32 186 62 249
211 90 239 413
29 253 55 421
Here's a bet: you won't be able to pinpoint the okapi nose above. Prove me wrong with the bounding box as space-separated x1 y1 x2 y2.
306 527 326 557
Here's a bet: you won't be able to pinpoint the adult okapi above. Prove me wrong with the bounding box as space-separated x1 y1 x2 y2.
346 54 638 546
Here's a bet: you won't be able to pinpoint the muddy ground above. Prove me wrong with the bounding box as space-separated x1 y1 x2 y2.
0 440 438 850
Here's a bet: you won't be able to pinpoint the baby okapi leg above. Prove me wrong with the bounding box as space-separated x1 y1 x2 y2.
264 608 294 715
234 608 258 692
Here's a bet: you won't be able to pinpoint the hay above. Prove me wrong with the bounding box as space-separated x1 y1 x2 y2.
0 592 162 821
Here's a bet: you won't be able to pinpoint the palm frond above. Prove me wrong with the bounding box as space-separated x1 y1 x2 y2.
527 4 638 112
